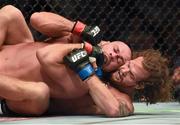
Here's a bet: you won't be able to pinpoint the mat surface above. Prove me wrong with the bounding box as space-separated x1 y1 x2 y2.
0 102 180 124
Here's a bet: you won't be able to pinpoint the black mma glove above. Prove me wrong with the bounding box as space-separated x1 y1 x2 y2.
63 48 95 81
72 21 102 46
82 42 104 67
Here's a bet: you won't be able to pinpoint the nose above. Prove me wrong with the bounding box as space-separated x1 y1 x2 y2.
121 66 130 76
109 52 118 60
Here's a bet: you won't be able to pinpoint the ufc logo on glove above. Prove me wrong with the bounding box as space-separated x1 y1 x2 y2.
90 26 100 37
71 51 87 62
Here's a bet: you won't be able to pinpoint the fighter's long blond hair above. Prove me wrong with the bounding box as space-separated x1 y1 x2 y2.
133 49 172 104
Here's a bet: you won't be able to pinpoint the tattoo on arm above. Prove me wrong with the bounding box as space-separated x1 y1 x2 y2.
118 102 131 117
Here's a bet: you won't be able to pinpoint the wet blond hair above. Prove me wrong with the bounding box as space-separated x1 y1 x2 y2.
133 49 172 104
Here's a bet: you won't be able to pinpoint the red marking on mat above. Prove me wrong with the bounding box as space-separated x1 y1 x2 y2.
0 117 32 122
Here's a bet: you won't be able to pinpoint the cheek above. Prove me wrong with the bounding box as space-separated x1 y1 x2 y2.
103 66 112 72
124 53 131 61
121 78 135 87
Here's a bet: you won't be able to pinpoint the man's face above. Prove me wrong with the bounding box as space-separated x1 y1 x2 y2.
110 57 150 87
101 41 132 72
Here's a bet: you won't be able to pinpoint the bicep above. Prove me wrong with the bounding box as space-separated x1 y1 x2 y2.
36 43 82 64
45 34 82 44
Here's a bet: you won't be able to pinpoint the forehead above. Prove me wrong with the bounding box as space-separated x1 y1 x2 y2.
131 57 150 80
103 41 129 49
111 41 127 47
113 42 131 59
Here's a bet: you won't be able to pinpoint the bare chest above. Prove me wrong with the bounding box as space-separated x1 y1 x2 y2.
0 45 42 81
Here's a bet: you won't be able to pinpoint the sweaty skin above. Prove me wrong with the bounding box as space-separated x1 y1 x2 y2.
0 5 133 116
0 42 88 99
0 42 133 116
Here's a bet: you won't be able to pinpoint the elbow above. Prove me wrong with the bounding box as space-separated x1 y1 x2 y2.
30 12 42 29
106 102 134 117
36 49 44 64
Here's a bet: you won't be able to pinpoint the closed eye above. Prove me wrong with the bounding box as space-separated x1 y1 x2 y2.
113 46 119 53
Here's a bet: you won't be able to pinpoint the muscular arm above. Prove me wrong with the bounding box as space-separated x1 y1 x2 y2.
37 43 82 64
30 12 82 43
0 5 34 46
30 12 75 38
0 74 46 101
37 44 133 117
85 75 134 117
36 43 82 86
30 12 102 45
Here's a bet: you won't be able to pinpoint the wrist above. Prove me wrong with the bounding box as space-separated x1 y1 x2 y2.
78 64 95 81
84 74 97 85
70 21 76 32
72 21 86 36
85 75 104 91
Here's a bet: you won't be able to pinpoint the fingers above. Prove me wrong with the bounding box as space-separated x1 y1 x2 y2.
89 57 97 69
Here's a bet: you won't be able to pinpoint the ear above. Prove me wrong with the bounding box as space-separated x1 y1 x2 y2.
99 40 110 46
135 83 144 89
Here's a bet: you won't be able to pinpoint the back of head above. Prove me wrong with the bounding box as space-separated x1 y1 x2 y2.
133 49 172 104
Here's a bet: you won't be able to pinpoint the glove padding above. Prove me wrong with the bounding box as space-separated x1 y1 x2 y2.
72 21 102 46
95 67 103 79
83 42 104 67
63 48 95 81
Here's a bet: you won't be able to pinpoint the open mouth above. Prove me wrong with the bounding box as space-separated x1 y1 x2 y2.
114 70 123 82
103 52 110 66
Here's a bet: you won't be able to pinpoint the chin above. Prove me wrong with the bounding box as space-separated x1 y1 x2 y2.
102 66 110 72
104 67 117 73
110 74 117 83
